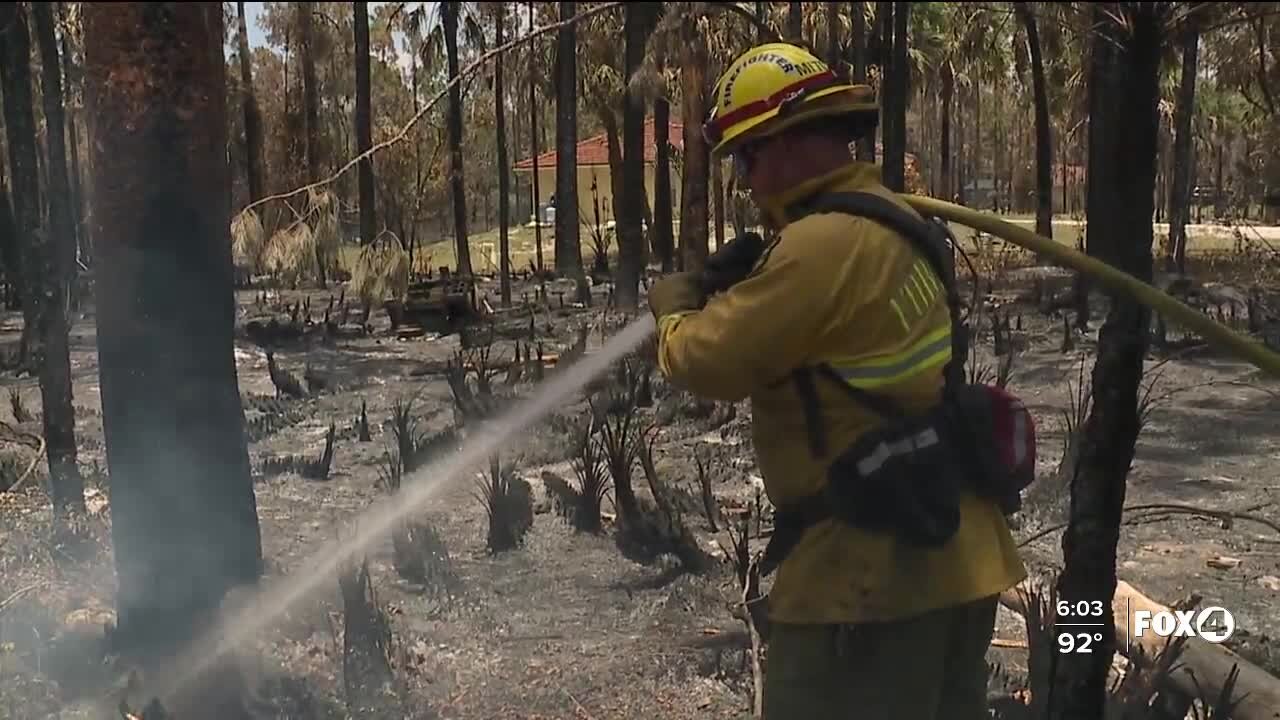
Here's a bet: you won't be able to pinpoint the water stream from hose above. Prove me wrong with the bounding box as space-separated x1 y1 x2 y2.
155 314 657 701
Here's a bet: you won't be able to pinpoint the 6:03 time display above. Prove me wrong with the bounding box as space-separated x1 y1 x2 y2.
1057 600 1105 617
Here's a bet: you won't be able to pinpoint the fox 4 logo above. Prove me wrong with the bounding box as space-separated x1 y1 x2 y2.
1133 607 1235 644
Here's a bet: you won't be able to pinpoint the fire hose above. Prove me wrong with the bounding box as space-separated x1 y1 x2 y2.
899 195 1280 379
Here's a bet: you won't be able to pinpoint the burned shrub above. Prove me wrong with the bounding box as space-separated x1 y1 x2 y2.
614 426 711 573
474 456 533 553
266 351 307 399
0 453 20 492
695 451 721 532
388 395 457 474
560 420 610 533
337 557 397 716
8 387 32 423
356 400 372 442
260 423 336 481
377 448 461 608
301 423 336 480
593 359 645 524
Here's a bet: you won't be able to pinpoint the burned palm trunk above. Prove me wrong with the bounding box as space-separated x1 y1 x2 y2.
85 1 263 659
1049 6 1164 718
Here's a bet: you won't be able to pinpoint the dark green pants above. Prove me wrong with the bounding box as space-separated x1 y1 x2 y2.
762 595 998 720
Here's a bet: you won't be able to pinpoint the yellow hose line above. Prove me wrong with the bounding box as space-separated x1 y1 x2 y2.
899 194 1280 378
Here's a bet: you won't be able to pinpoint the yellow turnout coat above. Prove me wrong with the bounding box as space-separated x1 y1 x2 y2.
656 162 1026 624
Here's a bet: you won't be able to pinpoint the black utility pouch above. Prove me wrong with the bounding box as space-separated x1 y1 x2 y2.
824 413 964 548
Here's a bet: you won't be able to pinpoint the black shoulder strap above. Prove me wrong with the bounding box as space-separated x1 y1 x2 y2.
795 191 958 302
791 191 970 409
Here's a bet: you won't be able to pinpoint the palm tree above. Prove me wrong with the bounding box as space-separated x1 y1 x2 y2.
443 1 473 275
1166 10 1202 272
1015 3 1053 240
528 1 546 289
2 2 84 520
555 1 586 293
354 1 376 246
0 3 38 364
298 1 326 285
653 95 676 269
616 2 659 308
495 2 512 306
236 1 265 204
84 1 263 663
851 1 873 161
881 2 909 192
30 0 85 521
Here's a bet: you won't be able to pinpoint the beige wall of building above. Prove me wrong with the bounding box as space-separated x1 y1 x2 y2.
517 164 682 230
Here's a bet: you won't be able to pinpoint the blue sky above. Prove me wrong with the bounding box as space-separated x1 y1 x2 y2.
242 2 270 48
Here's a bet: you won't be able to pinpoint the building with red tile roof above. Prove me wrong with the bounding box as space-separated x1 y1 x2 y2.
513 117 685 228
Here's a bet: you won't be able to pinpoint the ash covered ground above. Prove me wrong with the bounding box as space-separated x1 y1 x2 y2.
2 253 1279 719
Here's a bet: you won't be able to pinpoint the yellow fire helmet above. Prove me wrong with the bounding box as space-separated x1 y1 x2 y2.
703 43 878 158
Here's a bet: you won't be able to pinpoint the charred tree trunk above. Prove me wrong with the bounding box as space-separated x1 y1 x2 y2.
354 2 376 247
554 1 583 286
600 110 625 231
236 1 264 204
299 1 326 287
0 180 19 310
496 3 512 306
1016 3 1053 241
1050 5 1164 718
85 0 263 665
1166 19 1199 274
826 2 840 66
529 1 544 286
617 2 655 308
30 0 85 519
788 2 803 41
444 2 473 276
882 2 908 192
653 97 675 271
0 2 38 363
939 59 953 203
851 2 873 161
59 3 87 265
678 35 711 275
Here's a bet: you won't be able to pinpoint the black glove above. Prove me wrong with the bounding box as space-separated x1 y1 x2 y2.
701 231 765 296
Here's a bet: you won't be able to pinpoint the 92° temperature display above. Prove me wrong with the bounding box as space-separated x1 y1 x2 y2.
1055 599 1107 654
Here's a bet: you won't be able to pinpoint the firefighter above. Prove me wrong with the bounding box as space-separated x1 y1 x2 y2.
646 43 1027 719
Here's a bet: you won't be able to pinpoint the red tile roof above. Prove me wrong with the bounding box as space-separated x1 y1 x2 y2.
514 116 685 171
